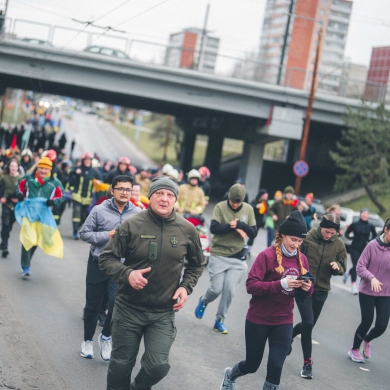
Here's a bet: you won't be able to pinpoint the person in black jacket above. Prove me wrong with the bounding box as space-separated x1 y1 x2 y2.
344 208 377 295
248 189 269 256
104 156 133 184
67 152 102 239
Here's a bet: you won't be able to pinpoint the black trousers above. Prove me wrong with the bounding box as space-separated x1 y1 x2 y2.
353 292 390 349
349 248 362 283
84 277 118 341
292 290 328 360
72 201 89 232
238 320 292 385
1 205 16 250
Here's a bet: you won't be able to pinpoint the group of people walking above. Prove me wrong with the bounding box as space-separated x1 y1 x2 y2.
0 141 389 389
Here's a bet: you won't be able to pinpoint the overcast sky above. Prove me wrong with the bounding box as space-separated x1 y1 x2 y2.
5 0 390 68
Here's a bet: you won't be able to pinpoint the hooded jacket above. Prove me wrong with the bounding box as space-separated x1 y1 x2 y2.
300 227 347 291
99 207 206 312
357 236 390 297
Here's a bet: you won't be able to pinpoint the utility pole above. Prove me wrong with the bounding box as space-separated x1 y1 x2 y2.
277 0 294 85
162 115 173 162
197 0 211 71
294 27 323 196
4 0 9 15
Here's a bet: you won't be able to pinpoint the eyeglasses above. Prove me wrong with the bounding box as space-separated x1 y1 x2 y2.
154 191 176 199
113 187 132 194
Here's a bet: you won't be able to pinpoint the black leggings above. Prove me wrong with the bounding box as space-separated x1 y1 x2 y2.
292 291 328 360
238 320 292 385
352 292 390 349
349 248 362 283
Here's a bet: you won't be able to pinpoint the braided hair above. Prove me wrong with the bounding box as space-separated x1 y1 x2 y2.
274 233 307 275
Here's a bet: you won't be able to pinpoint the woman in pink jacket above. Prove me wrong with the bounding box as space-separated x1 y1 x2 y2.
348 218 390 363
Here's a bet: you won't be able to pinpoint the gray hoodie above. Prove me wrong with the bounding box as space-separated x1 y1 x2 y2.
80 199 140 259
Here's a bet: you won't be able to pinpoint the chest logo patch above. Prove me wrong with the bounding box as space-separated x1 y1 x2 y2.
170 236 178 248
240 214 248 223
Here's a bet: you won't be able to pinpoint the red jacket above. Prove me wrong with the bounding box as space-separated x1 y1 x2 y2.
246 246 313 326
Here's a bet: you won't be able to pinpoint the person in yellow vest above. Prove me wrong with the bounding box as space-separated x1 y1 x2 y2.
177 169 206 215
134 167 151 197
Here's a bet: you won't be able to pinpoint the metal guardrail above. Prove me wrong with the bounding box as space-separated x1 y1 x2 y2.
1 17 388 103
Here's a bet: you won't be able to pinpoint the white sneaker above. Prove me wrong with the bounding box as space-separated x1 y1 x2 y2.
351 284 358 295
98 333 112 361
80 340 94 359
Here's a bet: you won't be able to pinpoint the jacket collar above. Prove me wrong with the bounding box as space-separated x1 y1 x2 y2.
314 226 337 243
110 198 130 214
148 206 176 225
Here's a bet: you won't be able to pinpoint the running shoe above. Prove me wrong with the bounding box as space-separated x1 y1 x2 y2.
98 333 111 361
214 318 228 334
343 272 348 284
22 267 30 277
300 360 313 379
73 232 80 240
2 250 9 258
348 348 365 363
80 340 94 359
351 284 358 295
195 296 208 319
361 340 371 359
220 367 235 390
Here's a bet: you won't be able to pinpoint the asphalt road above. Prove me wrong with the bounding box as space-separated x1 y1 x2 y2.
0 115 389 389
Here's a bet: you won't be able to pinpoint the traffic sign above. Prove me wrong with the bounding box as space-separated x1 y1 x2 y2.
293 160 309 177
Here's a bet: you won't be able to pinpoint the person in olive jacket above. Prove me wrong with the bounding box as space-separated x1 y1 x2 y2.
99 176 205 390
289 214 347 380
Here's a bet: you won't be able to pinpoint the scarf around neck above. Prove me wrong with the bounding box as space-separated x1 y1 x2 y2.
282 243 297 257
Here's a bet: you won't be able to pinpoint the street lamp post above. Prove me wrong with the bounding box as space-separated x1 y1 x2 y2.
197 0 211 71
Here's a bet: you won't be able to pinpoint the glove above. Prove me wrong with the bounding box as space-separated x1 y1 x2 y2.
17 193 25 201
46 199 54 206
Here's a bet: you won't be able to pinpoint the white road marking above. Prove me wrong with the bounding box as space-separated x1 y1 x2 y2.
297 335 319 345
332 281 353 292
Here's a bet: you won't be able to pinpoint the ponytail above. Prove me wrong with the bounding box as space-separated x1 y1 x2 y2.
274 233 307 275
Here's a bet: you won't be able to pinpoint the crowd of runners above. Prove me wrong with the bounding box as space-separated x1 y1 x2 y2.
0 109 389 390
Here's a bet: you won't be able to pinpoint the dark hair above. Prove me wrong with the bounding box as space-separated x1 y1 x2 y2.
111 175 134 188
381 217 390 235
3 158 19 175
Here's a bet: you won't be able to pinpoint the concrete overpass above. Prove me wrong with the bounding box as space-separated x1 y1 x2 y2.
0 39 363 198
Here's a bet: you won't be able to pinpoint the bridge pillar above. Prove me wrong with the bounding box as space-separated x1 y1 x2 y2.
204 133 224 177
239 140 265 202
180 132 196 174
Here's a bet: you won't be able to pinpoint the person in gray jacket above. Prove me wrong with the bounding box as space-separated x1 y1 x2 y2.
79 175 140 362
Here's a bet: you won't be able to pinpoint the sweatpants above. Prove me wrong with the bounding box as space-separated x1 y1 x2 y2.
107 303 176 390
237 320 292 385
352 292 390 349
292 290 328 360
1 204 16 251
21 245 37 268
84 278 118 341
202 254 248 320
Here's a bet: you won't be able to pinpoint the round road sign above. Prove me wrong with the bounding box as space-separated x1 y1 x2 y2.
293 160 309 177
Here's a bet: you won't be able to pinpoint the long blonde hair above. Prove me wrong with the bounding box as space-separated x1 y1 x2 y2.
274 233 307 275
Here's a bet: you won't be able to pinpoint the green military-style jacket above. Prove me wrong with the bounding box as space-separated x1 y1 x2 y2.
300 227 347 291
99 207 206 312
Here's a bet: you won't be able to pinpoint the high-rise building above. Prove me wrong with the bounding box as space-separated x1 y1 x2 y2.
258 0 353 93
164 28 220 73
364 46 390 103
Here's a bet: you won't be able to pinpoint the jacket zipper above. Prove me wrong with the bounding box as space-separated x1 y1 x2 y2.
148 217 165 309
315 243 326 287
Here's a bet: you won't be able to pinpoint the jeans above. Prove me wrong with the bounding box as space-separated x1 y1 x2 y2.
353 292 390 349
237 320 292 385
84 277 118 340
292 290 328 360
1 204 16 250
267 227 274 247
107 303 176 390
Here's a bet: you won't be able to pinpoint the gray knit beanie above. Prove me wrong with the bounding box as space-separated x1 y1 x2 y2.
148 176 179 199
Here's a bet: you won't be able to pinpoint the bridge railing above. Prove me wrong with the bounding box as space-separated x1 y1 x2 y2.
1 17 389 104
